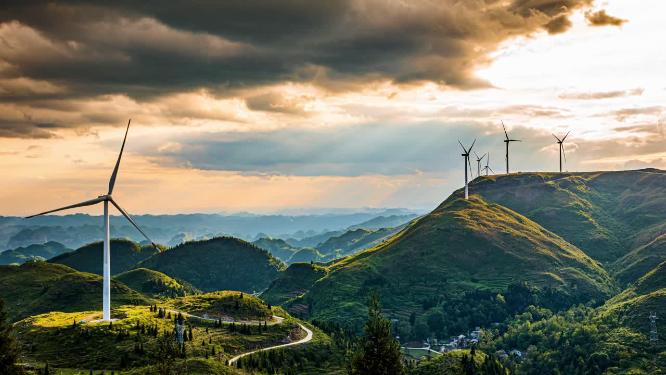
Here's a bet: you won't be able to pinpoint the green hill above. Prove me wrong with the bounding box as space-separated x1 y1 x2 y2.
252 237 299 262
0 261 152 321
262 263 328 307
317 227 403 259
276 195 615 329
469 169 666 268
166 291 272 321
612 232 666 285
114 268 200 298
288 248 324 263
0 241 70 265
137 237 284 293
49 239 160 275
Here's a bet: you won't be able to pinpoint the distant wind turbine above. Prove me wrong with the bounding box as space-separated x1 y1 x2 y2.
502 121 521 174
474 151 486 178
553 131 570 173
459 139 476 199
482 153 495 176
25 120 156 322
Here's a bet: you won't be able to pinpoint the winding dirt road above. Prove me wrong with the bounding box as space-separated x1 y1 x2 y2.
227 322 314 365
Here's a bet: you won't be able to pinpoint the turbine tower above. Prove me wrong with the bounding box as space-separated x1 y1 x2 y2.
26 120 156 322
502 121 521 174
553 131 570 173
459 139 475 199
474 151 486 178
482 153 494 176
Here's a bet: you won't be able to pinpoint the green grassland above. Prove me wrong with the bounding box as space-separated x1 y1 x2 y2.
252 238 300 263
49 239 160 275
166 291 272 321
136 237 284 293
115 268 200 298
0 261 152 322
14 304 302 373
277 194 615 328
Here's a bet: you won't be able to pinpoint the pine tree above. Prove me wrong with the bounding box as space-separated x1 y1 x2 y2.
0 298 21 375
350 293 405 375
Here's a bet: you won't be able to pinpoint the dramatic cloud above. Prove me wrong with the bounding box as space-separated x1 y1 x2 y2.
586 10 627 26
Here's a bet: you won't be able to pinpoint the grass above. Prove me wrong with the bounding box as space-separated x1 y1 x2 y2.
0 261 153 322
276 194 616 327
115 268 200 298
165 291 272 321
15 303 303 373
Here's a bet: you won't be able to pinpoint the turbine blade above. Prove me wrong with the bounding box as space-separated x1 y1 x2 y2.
502 121 509 140
486 153 490 167
110 198 157 248
474 151 480 160
562 131 570 142
553 134 561 142
108 119 131 195
562 144 567 163
468 157 473 178
488 167 495 173
25 197 105 218
458 140 465 152
469 139 476 152
481 153 487 162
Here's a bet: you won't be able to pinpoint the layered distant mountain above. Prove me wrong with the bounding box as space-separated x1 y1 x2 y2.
0 241 70 265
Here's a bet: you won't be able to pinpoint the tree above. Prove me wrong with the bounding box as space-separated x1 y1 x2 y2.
350 293 405 375
0 298 21 375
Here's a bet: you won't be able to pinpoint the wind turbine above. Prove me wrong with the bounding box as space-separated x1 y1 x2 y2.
25 120 156 322
482 153 495 176
459 139 475 199
553 131 570 173
502 121 521 174
474 151 486 178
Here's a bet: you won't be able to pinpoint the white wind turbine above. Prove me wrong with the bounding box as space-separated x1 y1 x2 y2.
26 120 156 321
482 152 495 176
474 151 486 178
459 139 476 199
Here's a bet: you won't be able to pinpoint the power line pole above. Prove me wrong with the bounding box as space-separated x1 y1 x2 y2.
649 312 658 344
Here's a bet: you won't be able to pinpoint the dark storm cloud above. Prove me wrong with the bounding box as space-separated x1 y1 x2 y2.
0 0 621 138
585 10 627 27
0 0 602 97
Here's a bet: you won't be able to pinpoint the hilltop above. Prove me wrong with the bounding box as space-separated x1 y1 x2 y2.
469 169 666 272
0 261 152 321
273 195 615 331
166 291 273 321
49 239 160 275
0 241 70 265
114 268 200 298
137 237 284 293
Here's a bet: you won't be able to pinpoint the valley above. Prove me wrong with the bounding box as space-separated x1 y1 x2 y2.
1 170 665 374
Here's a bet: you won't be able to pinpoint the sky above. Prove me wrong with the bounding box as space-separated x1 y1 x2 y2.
1 0 664 215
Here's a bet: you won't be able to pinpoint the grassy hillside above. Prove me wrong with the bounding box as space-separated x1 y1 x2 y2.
262 263 328 307
137 237 284 293
288 248 324 263
13 304 304 373
470 169 666 269
287 195 615 329
613 232 666 285
252 237 300 262
0 261 152 321
166 291 272 321
49 239 160 275
317 227 402 260
115 268 200 298
0 241 70 265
